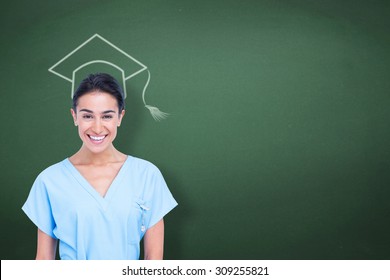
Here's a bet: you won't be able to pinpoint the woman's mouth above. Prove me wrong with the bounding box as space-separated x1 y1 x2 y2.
88 135 106 143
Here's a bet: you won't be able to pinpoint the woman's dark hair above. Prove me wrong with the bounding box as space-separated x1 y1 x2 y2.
72 73 125 112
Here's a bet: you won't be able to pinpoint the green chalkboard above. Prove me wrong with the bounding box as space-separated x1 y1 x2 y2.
1 0 389 259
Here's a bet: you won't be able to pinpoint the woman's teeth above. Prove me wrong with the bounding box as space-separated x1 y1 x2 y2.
89 135 105 141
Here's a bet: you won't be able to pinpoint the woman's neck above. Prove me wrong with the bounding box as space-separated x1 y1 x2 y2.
69 145 126 165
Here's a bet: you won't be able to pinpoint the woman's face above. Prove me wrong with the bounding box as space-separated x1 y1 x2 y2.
71 91 125 154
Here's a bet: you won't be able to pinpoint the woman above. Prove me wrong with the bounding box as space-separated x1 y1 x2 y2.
22 73 177 260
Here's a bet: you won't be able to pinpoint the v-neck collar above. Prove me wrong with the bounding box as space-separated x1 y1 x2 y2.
63 156 131 210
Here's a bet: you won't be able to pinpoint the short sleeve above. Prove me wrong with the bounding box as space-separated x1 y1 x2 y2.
22 174 57 239
143 167 178 230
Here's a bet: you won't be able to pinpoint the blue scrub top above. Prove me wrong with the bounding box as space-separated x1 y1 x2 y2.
22 156 177 260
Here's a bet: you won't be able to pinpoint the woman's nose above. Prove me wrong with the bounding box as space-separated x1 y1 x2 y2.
92 119 104 134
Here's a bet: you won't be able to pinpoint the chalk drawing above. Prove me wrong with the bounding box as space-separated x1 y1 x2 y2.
48 34 168 121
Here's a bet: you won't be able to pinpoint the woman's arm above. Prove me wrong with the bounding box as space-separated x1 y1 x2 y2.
36 228 57 260
143 219 164 260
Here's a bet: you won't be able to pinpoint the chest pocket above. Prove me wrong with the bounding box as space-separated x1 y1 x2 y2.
127 198 150 245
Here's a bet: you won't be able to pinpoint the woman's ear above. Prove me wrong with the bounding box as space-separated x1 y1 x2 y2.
118 110 125 127
70 108 77 126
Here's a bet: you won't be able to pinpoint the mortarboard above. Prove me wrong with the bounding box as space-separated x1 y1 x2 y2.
48 33 168 121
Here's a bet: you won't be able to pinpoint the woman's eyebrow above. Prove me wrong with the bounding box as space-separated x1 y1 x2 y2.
79 109 116 114
79 109 93 113
102 110 116 114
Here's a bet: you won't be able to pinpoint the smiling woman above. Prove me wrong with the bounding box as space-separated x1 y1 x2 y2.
71 91 124 155
21 73 178 260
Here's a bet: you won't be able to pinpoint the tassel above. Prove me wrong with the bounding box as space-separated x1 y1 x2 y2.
142 69 169 121
145 105 170 121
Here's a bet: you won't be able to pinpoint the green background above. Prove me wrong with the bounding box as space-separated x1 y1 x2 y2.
1 0 389 259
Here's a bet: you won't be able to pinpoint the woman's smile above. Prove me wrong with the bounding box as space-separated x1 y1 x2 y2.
88 134 107 143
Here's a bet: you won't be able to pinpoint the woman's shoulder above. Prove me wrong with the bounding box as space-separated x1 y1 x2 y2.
126 155 161 174
36 158 69 179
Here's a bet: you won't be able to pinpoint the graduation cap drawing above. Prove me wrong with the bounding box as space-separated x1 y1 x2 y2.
48 33 168 121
